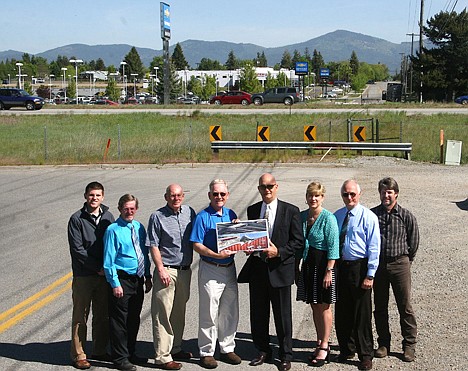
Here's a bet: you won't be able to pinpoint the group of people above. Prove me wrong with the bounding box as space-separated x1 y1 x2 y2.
67 174 419 371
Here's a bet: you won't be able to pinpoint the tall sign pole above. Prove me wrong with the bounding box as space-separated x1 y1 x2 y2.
160 2 171 105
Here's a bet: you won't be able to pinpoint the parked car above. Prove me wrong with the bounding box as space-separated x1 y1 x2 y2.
251 87 299 105
454 95 468 105
210 91 251 105
94 99 119 106
0 88 45 110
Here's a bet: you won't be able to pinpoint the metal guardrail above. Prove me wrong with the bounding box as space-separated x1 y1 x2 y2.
211 141 412 160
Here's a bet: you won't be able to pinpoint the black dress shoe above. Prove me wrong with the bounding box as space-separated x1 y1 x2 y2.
249 352 272 366
278 360 291 371
336 352 355 362
114 360 137 371
129 354 148 365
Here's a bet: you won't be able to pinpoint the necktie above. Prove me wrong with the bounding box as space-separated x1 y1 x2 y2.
261 205 272 262
131 224 145 277
339 211 350 256
265 205 272 236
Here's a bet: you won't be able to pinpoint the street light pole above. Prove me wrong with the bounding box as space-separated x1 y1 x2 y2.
131 73 138 97
120 61 127 100
49 74 55 101
69 59 83 103
61 67 67 102
15 62 23 89
154 66 159 98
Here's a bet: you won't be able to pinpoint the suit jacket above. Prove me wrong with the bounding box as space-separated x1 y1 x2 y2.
238 199 303 287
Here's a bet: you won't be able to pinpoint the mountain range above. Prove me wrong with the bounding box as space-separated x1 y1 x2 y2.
0 30 413 72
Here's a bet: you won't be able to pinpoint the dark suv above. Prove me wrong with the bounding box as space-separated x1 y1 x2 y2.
251 87 299 105
0 88 45 110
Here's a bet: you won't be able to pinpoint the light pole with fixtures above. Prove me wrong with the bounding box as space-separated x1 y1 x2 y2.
154 66 159 98
69 59 83 103
15 62 23 89
8 74 10 85
120 61 127 99
49 74 55 101
61 67 67 102
130 73 138 97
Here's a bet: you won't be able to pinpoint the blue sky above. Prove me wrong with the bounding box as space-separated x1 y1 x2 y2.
3 0 465 54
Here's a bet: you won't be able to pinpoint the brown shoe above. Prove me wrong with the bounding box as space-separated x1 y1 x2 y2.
157 361 182 370
358 359 373 370
220 352 241 365
172 350 193 360
200 356 218 369
403 348 415 362
73 359 91 369
374 346 388 358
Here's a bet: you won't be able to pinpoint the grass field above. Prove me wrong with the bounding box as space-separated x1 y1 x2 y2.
0 111 466 165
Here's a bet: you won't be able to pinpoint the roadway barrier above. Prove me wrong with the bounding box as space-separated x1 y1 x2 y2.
211 141 412 160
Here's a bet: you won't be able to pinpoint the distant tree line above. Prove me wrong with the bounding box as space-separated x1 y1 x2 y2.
1 9 466 102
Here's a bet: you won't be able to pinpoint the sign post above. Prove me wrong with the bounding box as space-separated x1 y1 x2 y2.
160 2 171 105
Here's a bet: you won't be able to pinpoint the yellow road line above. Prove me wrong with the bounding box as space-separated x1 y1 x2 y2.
0 272 72 333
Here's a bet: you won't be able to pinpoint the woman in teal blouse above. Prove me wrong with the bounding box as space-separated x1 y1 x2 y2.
296 182 339 367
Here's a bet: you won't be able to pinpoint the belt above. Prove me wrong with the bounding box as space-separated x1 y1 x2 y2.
202 259 234 268
340 258 367 266
384 255 407 263
164 265 190 270
117 270 140 279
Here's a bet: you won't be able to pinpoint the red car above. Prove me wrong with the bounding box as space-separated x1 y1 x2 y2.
210 91 251 105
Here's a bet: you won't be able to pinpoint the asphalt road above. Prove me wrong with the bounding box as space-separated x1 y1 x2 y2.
0 161 466 371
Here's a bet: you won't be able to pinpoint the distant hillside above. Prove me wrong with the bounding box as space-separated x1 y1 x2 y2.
0 30 412 72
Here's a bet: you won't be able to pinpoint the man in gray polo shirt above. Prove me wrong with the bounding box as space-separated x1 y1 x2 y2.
146 184 196 370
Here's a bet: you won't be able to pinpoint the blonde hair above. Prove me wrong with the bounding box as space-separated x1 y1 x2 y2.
209 179 228 192
306 181 326 196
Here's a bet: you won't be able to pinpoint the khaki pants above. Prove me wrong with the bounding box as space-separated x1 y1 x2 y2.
152 267 192 364
70 275 109 361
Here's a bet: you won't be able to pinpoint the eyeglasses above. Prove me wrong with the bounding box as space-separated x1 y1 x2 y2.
342 192 357 198
259 184 276 191
212 192 226 197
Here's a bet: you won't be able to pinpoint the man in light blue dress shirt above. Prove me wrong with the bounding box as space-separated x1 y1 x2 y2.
104 194 152 371
334 180 380 371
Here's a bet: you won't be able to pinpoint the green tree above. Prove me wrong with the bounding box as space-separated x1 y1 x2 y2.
171 43 189 70
95 58 106 71
265 72 278 88
240 62 262 93
350 50 360 75
122 47 145 79
292 49 303 66
67 78 76 99
198 58 224 70
105 76 120 102
225 50 238 70
311 49 325 78
280 50 292 69
277 71 290 87
412 9 468 101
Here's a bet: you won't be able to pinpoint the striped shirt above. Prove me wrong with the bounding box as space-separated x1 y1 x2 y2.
371 203 419 261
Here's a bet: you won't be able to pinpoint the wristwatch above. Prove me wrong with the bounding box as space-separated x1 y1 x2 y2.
366 276 374 280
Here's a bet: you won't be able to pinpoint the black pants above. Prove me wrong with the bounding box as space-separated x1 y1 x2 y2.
108 274 144 363
335 259 373 361
248 257 293 361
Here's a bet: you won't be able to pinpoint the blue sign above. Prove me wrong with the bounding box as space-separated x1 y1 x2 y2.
319 68 330 78
295 61 308 75
160 2 171 40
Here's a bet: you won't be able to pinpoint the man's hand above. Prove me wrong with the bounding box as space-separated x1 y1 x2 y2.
264 240 279 259
218 249 235 259
145 278 153 293
361 277 374 290
113 286 123 298
158 268 171 288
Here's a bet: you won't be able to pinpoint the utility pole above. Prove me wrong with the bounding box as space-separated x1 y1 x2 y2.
419 0 424 103
406 33 419 96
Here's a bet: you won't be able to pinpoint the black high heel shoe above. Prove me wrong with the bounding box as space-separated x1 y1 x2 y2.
311 346 330 367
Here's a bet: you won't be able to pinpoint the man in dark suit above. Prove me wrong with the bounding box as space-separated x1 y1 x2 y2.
238 173 303 371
